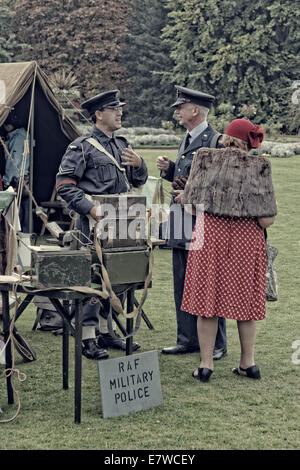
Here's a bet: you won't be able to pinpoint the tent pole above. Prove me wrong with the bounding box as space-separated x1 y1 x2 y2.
29 87 35 234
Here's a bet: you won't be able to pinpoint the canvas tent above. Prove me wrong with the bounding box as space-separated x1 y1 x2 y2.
0 61 81 232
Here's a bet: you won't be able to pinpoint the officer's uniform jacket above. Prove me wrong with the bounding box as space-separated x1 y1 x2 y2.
162 124 222 250
56 126 148 218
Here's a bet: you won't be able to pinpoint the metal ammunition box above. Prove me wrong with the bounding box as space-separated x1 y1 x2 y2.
31 249 91 289
97 216 147 249
92 194 147 218
102 247 150 286
92 194 148 250
91 194 150 287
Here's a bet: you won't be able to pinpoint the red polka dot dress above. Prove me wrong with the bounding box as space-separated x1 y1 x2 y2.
181 213 267 321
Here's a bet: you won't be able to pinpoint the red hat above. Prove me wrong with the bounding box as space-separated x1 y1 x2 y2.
225 119 265 149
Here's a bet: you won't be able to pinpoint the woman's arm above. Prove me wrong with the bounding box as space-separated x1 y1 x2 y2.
257 216 275 229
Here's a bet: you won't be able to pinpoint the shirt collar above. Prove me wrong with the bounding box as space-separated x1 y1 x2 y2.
188 121 208 143
92 125 113 142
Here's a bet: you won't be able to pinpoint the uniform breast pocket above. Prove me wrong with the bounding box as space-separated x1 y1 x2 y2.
99 164 116 182
90 156 116 182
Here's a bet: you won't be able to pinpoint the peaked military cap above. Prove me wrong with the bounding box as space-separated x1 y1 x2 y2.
171 85 215 108
81 89 126 115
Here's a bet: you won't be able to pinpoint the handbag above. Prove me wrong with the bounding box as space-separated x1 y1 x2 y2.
265 230 278 301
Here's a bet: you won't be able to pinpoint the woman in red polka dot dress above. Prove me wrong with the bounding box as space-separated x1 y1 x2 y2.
180 119 277 382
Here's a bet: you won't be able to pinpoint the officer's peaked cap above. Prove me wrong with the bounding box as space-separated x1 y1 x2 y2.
81 89 126 114
171 85 215 108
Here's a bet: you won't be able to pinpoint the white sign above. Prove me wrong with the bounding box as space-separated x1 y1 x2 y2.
98 350 163 418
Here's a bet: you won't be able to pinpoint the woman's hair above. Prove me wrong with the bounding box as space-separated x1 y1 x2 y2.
223 119 265 149
220 134 250 152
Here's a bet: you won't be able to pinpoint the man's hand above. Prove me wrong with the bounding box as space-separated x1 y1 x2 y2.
172 189 184 207
157 156 170 171
121 146 142 167
172 175 187 190
89 205 103 221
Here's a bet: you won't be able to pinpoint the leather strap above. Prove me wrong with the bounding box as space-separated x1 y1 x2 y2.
86 137 131 191
210 132 222 148
0 273 109 300
94 235 154 340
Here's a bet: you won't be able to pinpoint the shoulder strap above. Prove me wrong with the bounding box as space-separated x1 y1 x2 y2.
86 137 130 191
209 132 222 148
86 137 124 172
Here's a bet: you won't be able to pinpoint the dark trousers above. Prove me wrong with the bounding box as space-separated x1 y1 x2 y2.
172 248 227 351
74 215 125 327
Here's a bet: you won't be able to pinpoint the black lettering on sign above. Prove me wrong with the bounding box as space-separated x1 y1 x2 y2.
114 386 150 404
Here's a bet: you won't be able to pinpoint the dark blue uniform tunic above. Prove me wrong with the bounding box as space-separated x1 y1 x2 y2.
56 126 147 214
56 126 148 325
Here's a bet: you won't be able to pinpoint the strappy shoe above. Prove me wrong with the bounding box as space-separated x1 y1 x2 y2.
192 367 213 383
232 365 261 379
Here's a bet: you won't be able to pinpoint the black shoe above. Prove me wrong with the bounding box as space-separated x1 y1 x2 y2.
98 332 140 352
192 367 213 383
82 339 109 360
232 364 261 379
161 345 199 355
213 347 227 361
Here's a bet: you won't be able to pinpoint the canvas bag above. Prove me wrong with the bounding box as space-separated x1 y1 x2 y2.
33 296 63 331
264 229 278 301
265 239 278 301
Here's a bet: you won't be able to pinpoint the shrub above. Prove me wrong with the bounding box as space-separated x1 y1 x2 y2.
115 127 176 136
75 125 181 146
74 124 300 153
251 141 300 158
270 143 297 158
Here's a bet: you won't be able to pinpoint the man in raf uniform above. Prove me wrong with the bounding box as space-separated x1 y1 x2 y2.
157 85 227 358
56 89 148 360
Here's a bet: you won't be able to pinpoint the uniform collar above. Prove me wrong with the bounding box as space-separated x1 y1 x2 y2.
188 120 208 143
178 122 212 157
92 125 114 143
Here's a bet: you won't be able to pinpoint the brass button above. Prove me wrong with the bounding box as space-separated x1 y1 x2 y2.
181 155 185 159
177 168 181 172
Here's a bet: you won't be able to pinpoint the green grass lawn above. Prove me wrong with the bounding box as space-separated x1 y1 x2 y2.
1 149 300 450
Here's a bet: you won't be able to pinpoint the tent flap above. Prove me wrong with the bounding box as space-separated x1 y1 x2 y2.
0 61 81 231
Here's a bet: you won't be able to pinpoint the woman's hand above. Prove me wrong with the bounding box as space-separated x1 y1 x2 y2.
257 216 275 229
172 175 187 190
172 189 184 207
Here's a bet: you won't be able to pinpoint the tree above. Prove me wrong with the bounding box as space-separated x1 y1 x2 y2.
14 0 130 98
120 0 175 127
162 0 300 130
0 0 25 62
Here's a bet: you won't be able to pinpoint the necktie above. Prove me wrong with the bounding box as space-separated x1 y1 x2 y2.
184 133 191 150
108 137 122 164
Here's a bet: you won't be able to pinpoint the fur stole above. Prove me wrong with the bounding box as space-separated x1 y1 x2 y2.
182 147 277 218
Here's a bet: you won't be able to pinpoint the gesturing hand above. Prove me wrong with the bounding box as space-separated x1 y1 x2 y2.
121 146 142 167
